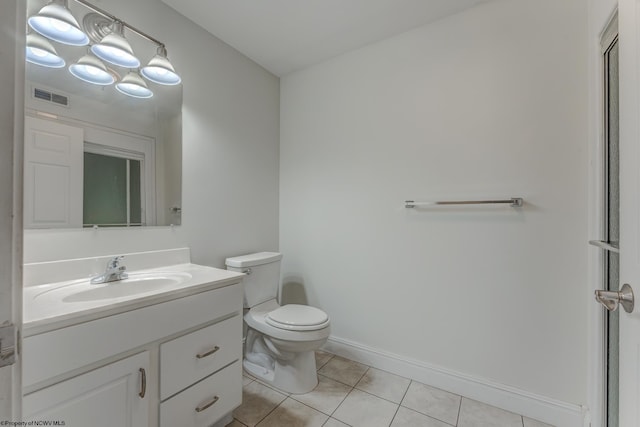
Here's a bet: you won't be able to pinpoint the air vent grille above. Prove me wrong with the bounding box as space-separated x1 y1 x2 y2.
33 88 51 101
51 93 68 106
32 87 69 107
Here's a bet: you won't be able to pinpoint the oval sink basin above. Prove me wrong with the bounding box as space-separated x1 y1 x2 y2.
37 272 194 303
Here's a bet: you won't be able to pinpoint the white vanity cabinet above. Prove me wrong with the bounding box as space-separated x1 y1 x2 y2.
23 351 150 427
22 280 244 427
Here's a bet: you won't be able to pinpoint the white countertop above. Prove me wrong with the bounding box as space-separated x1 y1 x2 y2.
24 263 245 336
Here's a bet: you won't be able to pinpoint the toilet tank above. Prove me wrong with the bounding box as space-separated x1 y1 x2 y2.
225 252 282 308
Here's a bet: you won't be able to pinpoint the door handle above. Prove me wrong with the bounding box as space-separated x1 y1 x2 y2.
595 283 635 313
589 240 620 253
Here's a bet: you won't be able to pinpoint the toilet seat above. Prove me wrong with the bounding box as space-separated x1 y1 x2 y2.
266 304 330 331
245 299 331 342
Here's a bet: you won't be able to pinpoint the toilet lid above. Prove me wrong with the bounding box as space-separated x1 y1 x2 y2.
266 304 329 331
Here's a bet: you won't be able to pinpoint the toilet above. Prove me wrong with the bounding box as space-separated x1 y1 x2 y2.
225 252 330 394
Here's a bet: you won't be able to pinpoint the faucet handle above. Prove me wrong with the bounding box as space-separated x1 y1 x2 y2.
108 255 125 269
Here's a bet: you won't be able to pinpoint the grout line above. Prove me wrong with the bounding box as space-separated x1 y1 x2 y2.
387 377 414 426
354 366 370 387
290 396 334 418
330 385 355 418
318 373 367 388
362 365 413 382
399 401 458 426
239 350 541 427
455 397 463 426
316 351 335 370
322 416 353 427
399 379 412 404
389 403 402 427
253 396 288 427
353 386 405 406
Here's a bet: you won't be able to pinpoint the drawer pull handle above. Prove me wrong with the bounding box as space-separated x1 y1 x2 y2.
195 395 219 412
139 368 146 398
196 346 220 359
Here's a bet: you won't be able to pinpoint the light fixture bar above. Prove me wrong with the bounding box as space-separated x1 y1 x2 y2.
75 0 181 86
73 0 164 47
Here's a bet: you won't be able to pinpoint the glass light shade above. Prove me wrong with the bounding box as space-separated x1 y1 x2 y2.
26 34 65 68
28 1 89 46
91 21 140 68
116 71 153 98
141 46 181 85
69 53 115 85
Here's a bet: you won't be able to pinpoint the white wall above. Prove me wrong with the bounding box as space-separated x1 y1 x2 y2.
281 0 588 406
23 0 280 268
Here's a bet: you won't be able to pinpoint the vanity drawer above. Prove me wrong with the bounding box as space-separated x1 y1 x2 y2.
160 360 241 427
160 314 242 400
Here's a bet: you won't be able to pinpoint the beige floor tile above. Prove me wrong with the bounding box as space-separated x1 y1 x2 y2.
391 406 453 427
256 397 328 427
316 350 334 370
458 398 523 427
291 374 352 415
355 367 410 403
236 352 546 427
318 356 369 386
322 418 350 427
523 417 555 427
233 381 288 427
401 381 461 425
243 370 291 395
333 389 399 427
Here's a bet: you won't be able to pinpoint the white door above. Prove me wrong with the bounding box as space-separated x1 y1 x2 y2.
617 0 640 424
0 0 23 421
23 116 83 229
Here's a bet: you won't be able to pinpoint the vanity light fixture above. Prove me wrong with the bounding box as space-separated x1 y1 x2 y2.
26 33 66 68
91 20 140 68
69 51 115 85
116 70 153 98
26 0 182 99
141 45 181 85
27 0 89 46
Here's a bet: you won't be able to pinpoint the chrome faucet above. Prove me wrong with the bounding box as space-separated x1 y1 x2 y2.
91 256 128 284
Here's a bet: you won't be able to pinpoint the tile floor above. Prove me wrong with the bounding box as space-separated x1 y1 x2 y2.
229 351 554 427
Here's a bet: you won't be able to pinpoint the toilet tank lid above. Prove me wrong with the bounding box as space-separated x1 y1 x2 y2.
225 252 282 268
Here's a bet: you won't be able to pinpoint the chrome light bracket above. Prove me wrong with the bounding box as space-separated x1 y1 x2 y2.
82 12 113 44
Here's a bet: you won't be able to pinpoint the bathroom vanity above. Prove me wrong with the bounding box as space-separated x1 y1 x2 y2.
21 248 244 427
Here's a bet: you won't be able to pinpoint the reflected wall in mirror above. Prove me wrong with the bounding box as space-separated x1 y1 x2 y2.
24 0 182 229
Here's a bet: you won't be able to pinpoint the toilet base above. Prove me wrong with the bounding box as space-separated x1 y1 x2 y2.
243 350 318 394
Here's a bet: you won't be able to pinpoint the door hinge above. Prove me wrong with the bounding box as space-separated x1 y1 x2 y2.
0 324 16 367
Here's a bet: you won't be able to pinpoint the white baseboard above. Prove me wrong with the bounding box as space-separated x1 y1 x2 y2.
322 336 588 427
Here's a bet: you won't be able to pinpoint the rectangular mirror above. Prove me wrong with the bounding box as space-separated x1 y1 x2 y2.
24 0 182 229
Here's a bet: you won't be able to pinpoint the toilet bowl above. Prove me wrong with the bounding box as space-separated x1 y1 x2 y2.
244 299 330 393
225 252 330 394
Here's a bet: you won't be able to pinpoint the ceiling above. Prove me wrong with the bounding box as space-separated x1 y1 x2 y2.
160 0 491 76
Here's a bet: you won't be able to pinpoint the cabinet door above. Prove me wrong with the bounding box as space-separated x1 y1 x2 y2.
23 352 150 427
